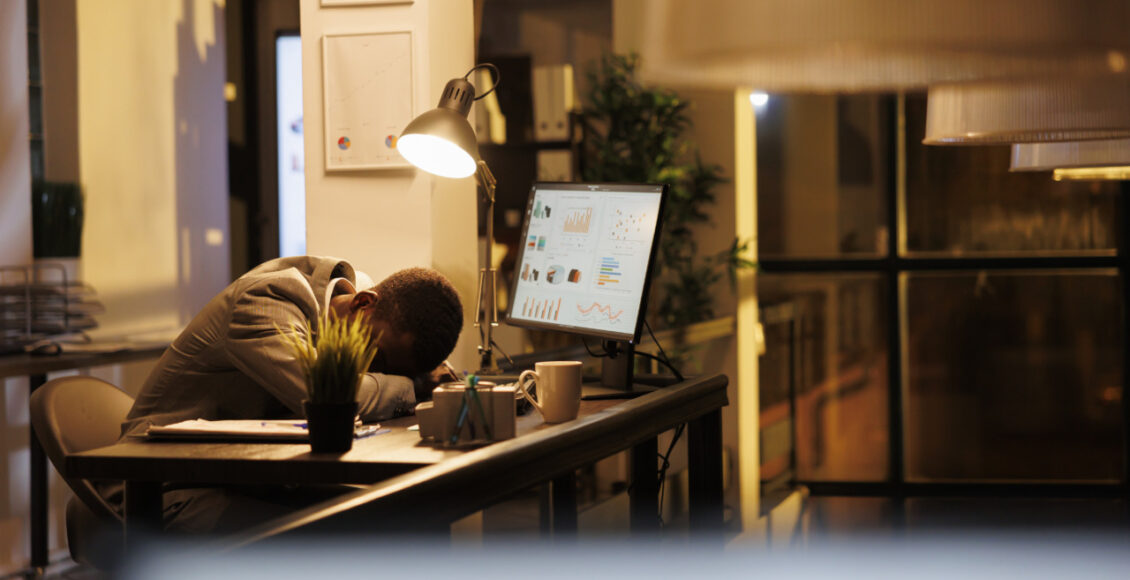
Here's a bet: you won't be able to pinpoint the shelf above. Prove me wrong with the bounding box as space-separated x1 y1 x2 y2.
480 140 577 151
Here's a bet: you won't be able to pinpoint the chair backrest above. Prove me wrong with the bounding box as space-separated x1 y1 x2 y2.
29 376 134 523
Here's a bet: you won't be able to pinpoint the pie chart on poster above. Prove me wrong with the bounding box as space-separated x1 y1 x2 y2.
337 136 351 150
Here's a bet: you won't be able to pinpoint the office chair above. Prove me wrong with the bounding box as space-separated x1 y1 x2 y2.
29 375 132 569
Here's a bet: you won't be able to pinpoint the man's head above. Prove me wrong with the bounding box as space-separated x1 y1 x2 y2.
345 268 463 377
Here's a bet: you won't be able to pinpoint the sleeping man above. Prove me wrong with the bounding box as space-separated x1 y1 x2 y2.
113 255 464 533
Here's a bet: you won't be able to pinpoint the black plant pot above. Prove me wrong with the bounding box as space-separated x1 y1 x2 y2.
31 181 84 259
303 401 358 453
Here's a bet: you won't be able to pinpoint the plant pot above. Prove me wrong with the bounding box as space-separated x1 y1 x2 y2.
32 181 84 259
303 401 358 453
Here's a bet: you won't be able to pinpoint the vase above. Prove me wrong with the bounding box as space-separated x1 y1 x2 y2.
303 400 358 453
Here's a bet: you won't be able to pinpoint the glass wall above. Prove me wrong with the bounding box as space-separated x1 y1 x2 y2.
904 270 1122 482
757 95 891 260
760 274 889 484
757 93 1125 493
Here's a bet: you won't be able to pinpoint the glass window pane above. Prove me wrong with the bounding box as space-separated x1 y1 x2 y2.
803 497 900 539
759 273 889 482
906 498 1130 531
757 94 891 259
903 95 1119 257
904 270 1123 482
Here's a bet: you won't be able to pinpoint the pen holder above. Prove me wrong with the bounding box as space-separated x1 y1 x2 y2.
415 382 516 446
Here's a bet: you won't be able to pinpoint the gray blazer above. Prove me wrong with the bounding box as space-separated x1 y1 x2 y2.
122 256 415 437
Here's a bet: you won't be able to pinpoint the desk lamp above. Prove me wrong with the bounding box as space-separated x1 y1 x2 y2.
398 64 502 373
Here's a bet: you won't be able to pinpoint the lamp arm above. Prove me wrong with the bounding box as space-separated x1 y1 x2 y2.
473 158 500 373
475 160 497 205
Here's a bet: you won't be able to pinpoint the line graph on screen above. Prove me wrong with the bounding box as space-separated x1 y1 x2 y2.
575 302 625 324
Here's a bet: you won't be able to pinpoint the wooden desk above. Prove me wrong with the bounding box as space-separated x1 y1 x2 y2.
0 342 167 572
67 374 729 545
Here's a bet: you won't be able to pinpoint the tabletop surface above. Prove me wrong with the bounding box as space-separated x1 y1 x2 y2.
0 341 169 378
67 397 626 486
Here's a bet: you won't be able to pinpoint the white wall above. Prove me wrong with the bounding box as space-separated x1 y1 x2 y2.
78 0 230 337
0 1 230 573
1 2 32 268
299 0 478 371
1 2 34 573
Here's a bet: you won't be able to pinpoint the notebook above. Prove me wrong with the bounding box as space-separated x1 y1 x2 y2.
146 419 382 441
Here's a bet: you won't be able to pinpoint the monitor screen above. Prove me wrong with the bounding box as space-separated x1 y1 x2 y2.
505 182 667 343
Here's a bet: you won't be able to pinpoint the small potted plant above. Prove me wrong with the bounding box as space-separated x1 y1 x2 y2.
278 313 379 453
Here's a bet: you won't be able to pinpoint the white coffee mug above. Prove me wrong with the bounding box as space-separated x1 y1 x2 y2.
518 361 583 423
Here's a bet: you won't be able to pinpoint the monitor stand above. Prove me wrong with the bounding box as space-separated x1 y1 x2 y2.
582 340 657 400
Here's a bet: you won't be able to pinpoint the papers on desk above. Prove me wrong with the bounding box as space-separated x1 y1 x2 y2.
147 419 310 441
56 340 134 354
145 419 385 442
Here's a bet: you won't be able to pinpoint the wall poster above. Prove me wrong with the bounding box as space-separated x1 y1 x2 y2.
322 30 414 171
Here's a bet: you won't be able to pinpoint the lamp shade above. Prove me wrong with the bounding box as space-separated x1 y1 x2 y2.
398 78 480 178
923 79 1130 145
1011 139 1130 171
636 0 1130 92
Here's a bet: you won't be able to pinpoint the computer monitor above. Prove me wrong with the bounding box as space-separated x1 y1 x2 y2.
505 182 667 391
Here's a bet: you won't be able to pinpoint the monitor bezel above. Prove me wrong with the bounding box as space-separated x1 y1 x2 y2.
503 181 668 345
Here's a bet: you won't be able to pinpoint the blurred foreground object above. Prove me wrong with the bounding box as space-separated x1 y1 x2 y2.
637 0 1130 92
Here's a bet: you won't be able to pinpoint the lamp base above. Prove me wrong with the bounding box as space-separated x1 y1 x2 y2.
477 350 501 376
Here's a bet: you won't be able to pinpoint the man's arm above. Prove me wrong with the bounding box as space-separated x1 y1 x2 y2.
357 373 416 420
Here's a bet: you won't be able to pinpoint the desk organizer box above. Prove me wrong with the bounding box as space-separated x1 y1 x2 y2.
415 382 517 445
0 262 103 354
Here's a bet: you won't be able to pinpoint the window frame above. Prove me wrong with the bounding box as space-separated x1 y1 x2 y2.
758 94 1130 499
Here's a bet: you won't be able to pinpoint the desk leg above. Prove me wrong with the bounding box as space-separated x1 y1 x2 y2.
29 373 48 572
630 439 659 534
551 472 577 541
123 481 163 550
688 408 724 539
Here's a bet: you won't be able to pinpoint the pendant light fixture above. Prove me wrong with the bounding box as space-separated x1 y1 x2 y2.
636 0 1130 92
1010 139 1130 180
923 78 1130 145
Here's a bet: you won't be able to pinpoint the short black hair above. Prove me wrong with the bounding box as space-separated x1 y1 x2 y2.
371 268 463 375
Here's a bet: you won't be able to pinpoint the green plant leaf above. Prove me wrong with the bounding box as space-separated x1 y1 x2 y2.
275 313 380 405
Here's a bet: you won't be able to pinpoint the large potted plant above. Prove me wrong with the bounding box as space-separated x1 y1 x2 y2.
278 313 379 453
581 53 755 334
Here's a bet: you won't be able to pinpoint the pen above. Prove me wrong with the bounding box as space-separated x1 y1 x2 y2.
259 421 308 429
442 360 460 382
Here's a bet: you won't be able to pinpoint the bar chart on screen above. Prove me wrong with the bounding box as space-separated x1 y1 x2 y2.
521 296 564 321
597 256 623 286
563 207 594 233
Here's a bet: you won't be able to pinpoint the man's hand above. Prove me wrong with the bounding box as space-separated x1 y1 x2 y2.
413 361 460 402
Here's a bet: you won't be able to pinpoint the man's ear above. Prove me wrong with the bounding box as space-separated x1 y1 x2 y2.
350 290 378 312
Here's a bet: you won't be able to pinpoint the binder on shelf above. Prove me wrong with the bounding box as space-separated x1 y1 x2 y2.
532 64 574 142
537 150 574 182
